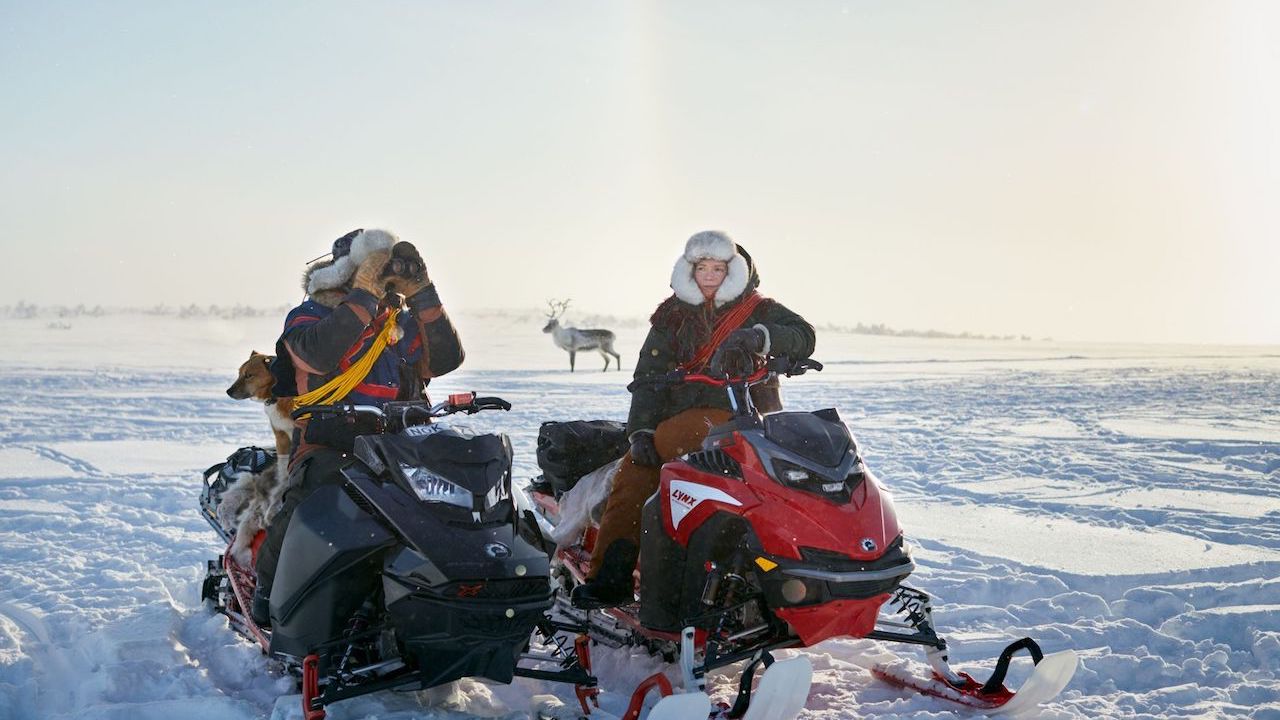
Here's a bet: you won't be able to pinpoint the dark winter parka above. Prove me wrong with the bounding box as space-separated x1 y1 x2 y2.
276 257 464 464
626 244 815 436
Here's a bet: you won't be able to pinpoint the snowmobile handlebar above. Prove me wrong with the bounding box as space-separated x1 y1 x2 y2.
438 393 514 415
656 356 823 419
677 366 772 387
291 393 511 423
666 356 824 387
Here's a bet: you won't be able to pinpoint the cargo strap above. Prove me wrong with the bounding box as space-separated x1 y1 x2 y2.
293 307 401 410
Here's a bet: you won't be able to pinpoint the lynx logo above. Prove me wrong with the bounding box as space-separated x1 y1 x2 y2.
668 480 742 531
671 488 698 507
456 583 485 598
484 542 511 558
861 538 878 552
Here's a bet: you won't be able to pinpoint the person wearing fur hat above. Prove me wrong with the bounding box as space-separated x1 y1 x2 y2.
251 228 464 626
571 230 816 609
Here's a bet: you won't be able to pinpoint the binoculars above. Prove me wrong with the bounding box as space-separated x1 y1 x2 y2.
386 255 424 279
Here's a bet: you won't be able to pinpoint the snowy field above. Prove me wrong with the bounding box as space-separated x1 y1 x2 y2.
1 311 1278 719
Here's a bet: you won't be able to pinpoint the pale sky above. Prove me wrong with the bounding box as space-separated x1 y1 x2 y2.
2 1 1277 345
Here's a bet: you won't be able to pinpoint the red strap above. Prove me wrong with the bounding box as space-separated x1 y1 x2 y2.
353 382 398 399
339 309 392 372
286 314 321 329
249 529 267 565
680 292 765 372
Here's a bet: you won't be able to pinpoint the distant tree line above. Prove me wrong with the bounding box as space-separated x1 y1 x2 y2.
1 302 1034 342
0 302 290 320
819 321 1032 342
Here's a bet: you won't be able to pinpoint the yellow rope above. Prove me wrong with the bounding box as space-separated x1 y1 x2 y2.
294 307 401 413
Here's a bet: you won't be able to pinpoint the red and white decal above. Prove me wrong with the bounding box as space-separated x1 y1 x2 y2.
668 480 742 531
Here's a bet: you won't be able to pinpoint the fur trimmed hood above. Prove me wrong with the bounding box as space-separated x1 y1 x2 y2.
301 229 398 306
670 230 753 307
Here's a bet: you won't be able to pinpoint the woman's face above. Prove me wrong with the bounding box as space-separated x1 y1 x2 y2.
694 259 729 300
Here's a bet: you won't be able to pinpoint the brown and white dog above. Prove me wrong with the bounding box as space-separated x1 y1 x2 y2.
222 351 296 563
226 350 295 458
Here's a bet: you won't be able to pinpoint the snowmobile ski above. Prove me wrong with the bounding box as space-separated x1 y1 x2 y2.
645 691 713 720
989 649 1077 715
871 648 1077 715
741 655 813 720
640 654 812 720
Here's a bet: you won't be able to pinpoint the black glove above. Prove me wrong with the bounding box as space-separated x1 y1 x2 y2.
382 241 430 296
708 327 767 378
629 431 661 467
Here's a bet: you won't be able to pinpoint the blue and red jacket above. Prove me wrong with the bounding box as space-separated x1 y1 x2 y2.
275 285 464 462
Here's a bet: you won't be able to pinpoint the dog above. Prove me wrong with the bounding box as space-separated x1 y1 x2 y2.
223 351 297 564
213 460 279 565
226 350 295 459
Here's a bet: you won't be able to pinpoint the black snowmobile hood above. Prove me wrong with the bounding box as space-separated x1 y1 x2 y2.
362 427 513 496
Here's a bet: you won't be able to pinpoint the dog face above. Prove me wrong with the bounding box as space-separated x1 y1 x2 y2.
227 351 275 401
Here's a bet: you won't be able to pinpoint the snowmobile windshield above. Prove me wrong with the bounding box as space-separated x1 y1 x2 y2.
372 431 514 505
762 411 852 467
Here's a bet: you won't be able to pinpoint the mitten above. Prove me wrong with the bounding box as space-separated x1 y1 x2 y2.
351 250 391 295
628 431 661 467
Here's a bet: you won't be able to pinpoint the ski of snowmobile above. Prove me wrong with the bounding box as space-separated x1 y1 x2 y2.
643 655 812 720
871 648 1078 715
739 656 813 720
646 692 712 720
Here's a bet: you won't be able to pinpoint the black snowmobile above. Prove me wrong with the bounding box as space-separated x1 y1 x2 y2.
200 393 598 719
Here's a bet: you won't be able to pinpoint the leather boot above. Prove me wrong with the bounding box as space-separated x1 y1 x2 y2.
250 585 272 628
571 540 638 609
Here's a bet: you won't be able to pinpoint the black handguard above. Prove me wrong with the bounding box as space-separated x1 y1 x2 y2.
770 356 823 376
629 432 662 467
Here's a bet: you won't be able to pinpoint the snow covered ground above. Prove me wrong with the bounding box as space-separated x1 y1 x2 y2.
1 311 1278 719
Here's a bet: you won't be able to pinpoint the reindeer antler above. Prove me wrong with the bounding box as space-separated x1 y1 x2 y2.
545 298 572 319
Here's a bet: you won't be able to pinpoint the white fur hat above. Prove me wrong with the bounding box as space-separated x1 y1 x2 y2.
670 230 750 307
305 229 398 295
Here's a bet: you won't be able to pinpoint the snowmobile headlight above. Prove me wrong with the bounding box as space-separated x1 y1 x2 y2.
483 472 511 511
771 458 851 500
771 459 812 486
399 463 472 509
781 578 809 604
785 468 841 493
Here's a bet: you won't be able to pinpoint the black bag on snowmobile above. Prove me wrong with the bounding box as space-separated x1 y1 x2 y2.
535 419 629 496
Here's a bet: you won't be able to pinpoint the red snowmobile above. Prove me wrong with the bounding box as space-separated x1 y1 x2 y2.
529 357 1078 719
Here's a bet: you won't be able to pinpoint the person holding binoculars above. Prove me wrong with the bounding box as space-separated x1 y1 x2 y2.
250 228 465 627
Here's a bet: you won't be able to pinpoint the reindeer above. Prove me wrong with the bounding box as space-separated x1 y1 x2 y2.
542 299 622 372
